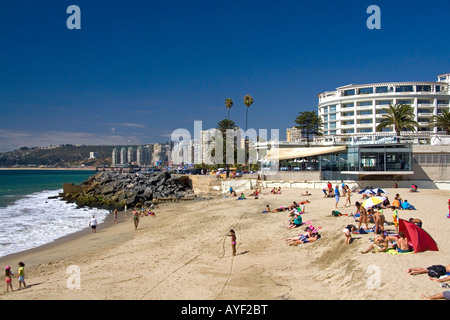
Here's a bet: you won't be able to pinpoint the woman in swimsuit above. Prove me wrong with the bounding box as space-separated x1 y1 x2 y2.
355 201 369 231
131 209 140 230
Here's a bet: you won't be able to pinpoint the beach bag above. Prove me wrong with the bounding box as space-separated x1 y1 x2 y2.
427 265 447 278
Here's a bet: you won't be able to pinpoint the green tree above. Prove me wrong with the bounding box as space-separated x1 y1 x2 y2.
428 110 450 135
224 98 233 130
376 104 420 140
294 111 323 146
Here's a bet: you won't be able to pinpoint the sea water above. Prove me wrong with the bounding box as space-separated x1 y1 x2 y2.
0 170 110 258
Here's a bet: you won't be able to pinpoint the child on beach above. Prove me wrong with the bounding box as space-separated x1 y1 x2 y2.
17 262 26 289
227 230 237 256
113 209 118 223
343 224 357 244
5 266 13 292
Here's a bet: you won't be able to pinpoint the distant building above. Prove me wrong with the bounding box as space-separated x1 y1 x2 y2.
120 147 127 165
111 148 120 166
286 127 303 142
89 152 98 159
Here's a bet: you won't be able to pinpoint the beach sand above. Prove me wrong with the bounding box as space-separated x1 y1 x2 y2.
0 186 449 300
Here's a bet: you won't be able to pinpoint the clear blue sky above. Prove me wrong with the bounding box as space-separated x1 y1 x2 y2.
0 0 449 152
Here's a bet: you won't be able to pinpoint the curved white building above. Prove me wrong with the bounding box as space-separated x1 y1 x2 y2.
318 73 450 137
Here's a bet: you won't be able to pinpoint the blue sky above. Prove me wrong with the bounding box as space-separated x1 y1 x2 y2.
0 0 449 152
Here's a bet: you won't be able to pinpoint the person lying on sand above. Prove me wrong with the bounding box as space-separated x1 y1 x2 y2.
421 290 450 300
406 264 450 281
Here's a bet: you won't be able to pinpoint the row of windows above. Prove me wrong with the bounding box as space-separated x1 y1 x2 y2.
413 153 450 166
342 85 446 96
322 100 449 112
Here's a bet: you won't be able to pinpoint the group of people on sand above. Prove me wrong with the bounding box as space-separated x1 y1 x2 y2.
285 225 321 246
4 262 27 293
406 264 450 300
323 181 352 208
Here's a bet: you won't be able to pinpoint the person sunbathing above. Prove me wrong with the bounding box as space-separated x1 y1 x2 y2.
361 233 389 254
396 231 410 253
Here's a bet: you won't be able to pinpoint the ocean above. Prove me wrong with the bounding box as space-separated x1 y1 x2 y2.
0 169 110 258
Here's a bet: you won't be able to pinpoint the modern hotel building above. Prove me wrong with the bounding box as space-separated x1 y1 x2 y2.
318 73 450 139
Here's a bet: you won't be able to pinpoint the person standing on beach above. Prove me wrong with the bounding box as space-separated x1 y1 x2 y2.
334 185 340 209
227 230 237 256
131 209 140 230
89 215 98 233
356 201 369 230
5 266 13 292
113 209 118 223
17 262 26 289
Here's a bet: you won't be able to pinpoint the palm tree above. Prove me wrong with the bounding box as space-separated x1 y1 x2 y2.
243 95 253 169
428 110 450 135
225 98 233 130
243 94 253 132
376 103 421 141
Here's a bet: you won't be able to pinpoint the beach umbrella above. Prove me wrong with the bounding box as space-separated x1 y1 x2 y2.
358 189 376 195
372 188 388 194
399 219 439 253
362 196 386 209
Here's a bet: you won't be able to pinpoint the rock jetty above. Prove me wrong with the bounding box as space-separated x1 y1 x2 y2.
61 171 195 210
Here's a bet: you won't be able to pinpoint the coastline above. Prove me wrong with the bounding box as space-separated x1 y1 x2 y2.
0 187 449 300
0 167 96 171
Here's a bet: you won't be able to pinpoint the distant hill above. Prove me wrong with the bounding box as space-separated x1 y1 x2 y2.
0 145 117 167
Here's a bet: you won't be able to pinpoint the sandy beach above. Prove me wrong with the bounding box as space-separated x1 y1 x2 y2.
0 186 449 300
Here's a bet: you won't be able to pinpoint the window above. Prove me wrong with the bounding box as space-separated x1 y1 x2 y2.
359 119 373 124
358 101 372 106
343 120 354 125
416 85 431 92
359 128 373 133
359 110 373 115
418 109 433 114
396 85 414 92
329 114 336 121
342 111 354 117
418 100 431 104
397 100 412 105
323 115 328 121
329 105 337 112
376 86 388 93
438 100 449 105
343 89 355 96
377 100 392 105
330 122 336 129
343 103 354 108
436 86 441 92
359 87 374 94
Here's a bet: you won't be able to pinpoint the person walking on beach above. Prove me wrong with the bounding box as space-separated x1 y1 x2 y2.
17 262 26 289
89 215 98 233
5 266 13 292
344 185 352 207
227 229 237 256
131 209 140 230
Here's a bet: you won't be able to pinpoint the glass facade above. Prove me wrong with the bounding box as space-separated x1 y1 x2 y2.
345 144 412 172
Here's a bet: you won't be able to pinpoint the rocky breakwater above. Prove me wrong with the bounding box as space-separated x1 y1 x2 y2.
62 171 195 210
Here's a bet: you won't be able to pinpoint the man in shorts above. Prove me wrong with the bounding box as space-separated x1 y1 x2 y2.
89 215 98 233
